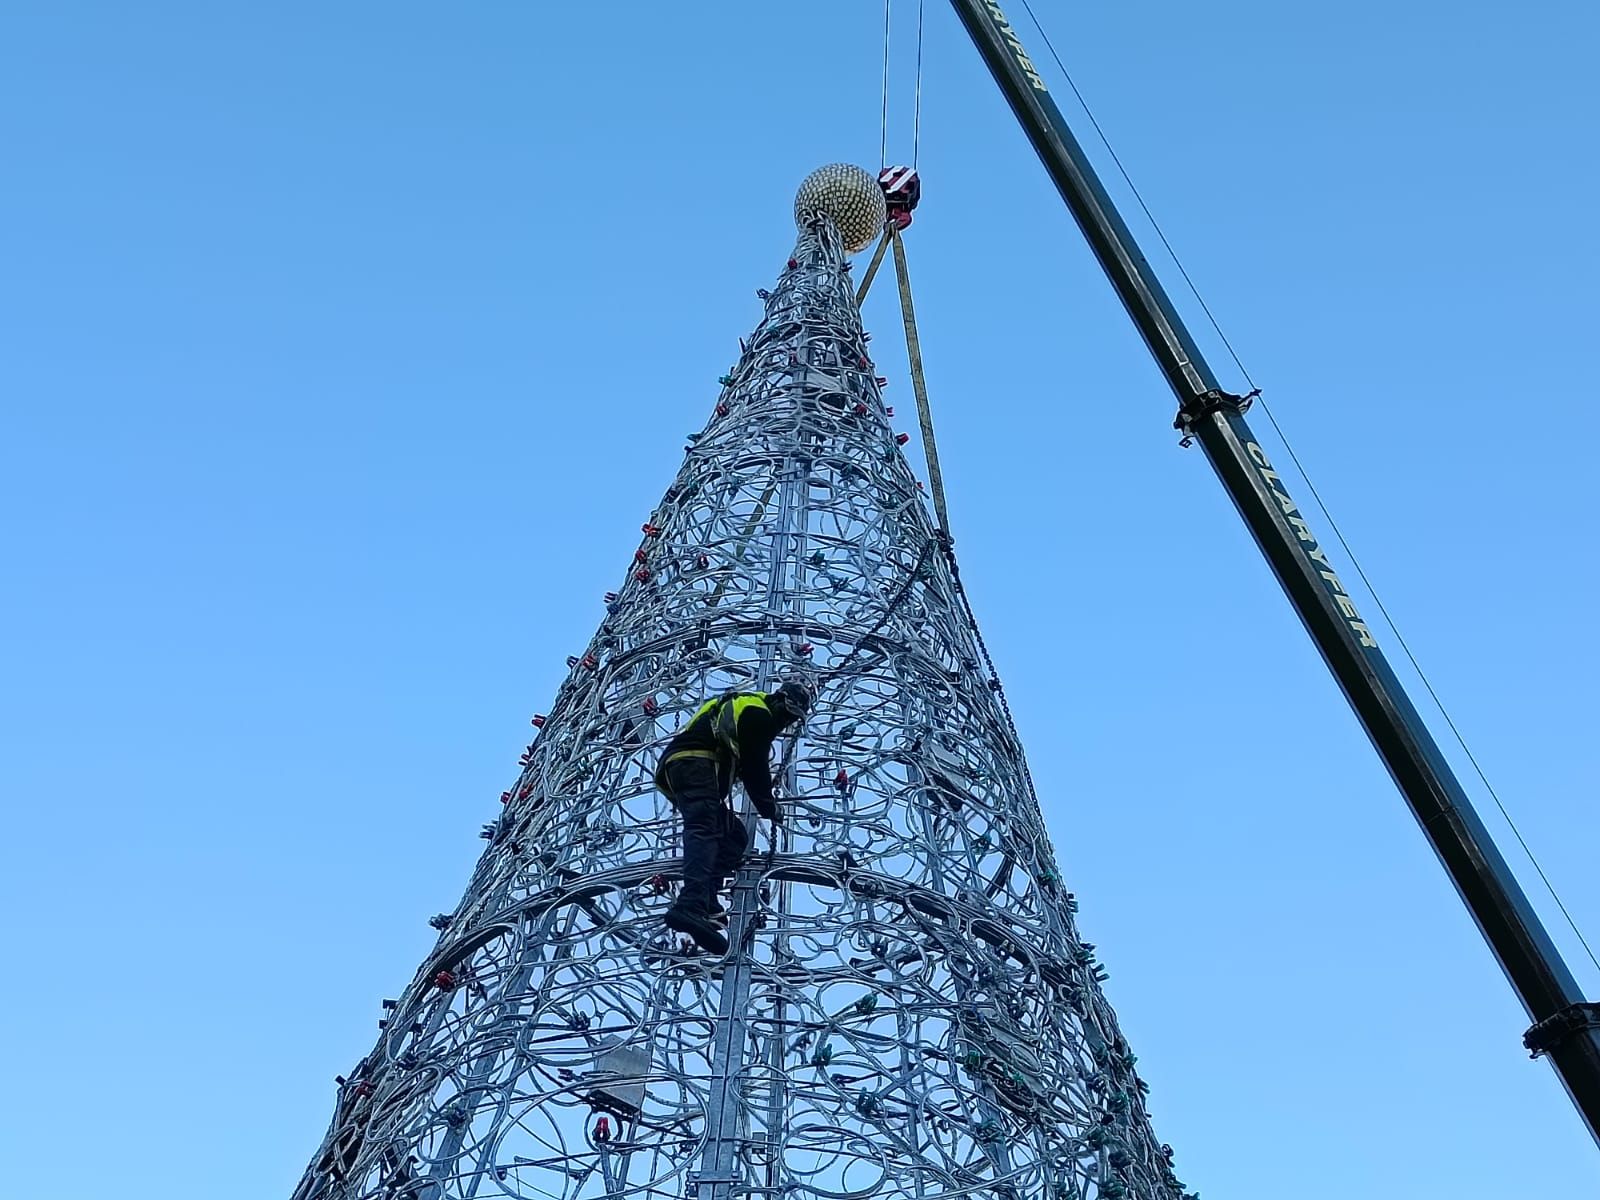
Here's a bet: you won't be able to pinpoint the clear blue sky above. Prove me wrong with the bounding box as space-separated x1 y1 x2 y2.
3 1 1596 1195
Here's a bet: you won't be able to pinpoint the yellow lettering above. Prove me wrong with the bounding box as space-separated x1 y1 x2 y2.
1016 52 1047 91
1247 441 1377 647
986 2 1049 91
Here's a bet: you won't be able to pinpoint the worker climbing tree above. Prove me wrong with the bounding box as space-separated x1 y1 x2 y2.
654 681 811 954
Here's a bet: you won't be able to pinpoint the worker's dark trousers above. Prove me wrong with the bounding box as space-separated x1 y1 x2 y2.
664 757 748 912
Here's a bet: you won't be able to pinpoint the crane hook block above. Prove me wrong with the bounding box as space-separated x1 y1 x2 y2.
879 166 921 229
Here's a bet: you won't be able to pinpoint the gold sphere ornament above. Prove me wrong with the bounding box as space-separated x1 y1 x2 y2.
794 164 887 254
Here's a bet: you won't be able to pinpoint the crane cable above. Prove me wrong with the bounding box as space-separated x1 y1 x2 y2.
912 0 926 169
879 0 892 170
1015 0 1599 977
879 0 928 170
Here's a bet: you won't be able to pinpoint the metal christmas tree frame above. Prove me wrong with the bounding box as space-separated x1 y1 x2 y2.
294 165 1192 1200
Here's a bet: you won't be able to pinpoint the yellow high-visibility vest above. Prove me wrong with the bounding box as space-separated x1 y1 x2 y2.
655 692 772 794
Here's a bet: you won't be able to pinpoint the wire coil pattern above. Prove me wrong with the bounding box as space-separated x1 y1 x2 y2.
294 214 1194 1200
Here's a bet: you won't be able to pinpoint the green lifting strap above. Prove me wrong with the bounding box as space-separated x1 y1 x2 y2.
889 225 951 538
855 227 893 307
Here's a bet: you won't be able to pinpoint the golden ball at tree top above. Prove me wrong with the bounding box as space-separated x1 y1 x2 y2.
794 164 887 254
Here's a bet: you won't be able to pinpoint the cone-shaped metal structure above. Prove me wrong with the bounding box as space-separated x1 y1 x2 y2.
295 181 1192 1200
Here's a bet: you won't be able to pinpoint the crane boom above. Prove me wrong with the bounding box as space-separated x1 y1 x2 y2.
945 0 1600 1145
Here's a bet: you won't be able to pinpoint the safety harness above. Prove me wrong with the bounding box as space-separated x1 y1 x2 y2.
653 691 773 797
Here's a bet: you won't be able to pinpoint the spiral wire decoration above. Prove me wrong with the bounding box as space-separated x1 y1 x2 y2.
293 193 1196 1200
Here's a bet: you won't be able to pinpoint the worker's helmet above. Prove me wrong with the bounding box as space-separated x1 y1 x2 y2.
770 681 812 722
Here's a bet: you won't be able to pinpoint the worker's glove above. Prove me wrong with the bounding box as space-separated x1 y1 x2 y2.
753 797 783 826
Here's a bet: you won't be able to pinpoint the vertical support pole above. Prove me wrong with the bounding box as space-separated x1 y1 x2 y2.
693 263 817 1200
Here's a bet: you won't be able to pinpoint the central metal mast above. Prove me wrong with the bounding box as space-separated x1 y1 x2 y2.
947 0 1600 1146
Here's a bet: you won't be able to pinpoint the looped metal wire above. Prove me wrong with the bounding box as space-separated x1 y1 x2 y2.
294 214 1190 1200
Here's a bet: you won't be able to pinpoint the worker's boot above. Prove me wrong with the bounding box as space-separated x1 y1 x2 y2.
664 897 729 955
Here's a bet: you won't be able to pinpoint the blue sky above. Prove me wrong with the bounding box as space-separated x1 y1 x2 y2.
3 1 1597 1194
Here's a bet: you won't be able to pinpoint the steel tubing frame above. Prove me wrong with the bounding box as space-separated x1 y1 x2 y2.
293 214 1192 1200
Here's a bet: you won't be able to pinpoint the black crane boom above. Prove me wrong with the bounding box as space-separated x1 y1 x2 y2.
945 0 1600 1145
